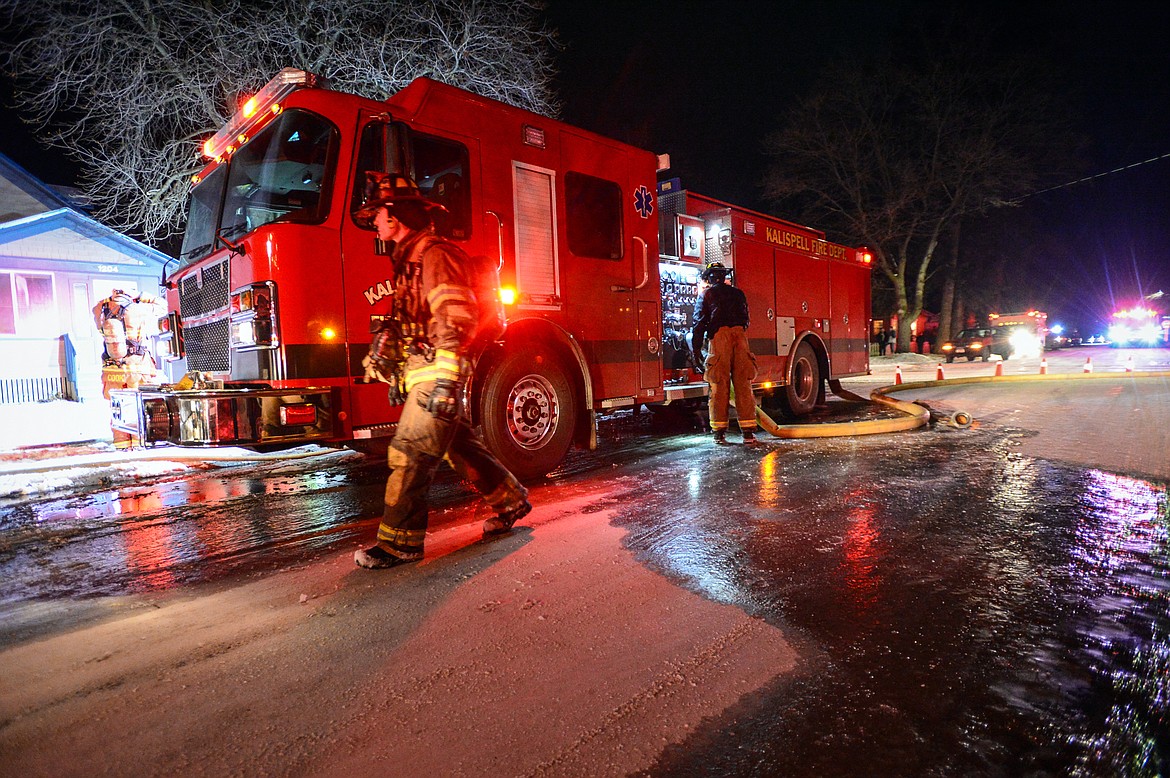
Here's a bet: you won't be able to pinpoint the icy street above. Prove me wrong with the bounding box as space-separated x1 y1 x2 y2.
2 347 1170 776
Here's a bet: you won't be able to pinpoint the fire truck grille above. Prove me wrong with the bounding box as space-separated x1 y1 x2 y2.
178 258 231 374
183 319 231 373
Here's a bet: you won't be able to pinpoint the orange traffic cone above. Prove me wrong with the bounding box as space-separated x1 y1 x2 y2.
1126 356 1134 373
1083 356 1093 373
1040 357 1048 375
936 363 945 381
994 361 1003 377
895 365 903 385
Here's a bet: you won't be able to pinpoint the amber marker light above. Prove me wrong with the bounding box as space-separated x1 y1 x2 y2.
320 327 337 340
499 286 517 305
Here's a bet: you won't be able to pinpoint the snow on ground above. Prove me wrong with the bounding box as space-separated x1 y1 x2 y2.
0 398 354 500
0 399 197 499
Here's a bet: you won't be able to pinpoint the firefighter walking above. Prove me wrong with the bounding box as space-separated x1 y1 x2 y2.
692 261 758 445
354 173 531 570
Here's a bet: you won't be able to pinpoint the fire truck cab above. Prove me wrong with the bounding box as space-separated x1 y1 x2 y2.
110 69 871 480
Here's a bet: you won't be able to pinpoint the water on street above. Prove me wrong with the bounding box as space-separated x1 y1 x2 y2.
2 350 1169 775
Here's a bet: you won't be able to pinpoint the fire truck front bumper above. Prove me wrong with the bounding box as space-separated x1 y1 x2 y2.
108 386 338 447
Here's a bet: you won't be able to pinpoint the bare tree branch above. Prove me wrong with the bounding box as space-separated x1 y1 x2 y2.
0 0 559 245
762 46 1067 350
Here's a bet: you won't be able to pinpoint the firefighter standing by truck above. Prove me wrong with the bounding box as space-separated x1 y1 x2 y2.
353 173 531 570
691 261 758 445
93 289 165 447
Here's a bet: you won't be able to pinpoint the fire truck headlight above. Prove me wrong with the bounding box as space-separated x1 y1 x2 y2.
229 282 278 350
234 320 257 347
1010 330 1038 355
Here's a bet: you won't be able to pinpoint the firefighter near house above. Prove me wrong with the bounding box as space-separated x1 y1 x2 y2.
110 69 873 480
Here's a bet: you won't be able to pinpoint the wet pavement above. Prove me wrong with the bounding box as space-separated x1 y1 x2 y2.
2 354 1169 774
623 427 1170 776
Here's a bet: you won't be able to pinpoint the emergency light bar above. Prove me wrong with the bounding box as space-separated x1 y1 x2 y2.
202 68 325 161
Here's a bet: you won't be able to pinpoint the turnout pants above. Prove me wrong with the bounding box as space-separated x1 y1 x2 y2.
376 379 528 558
704 326 758 432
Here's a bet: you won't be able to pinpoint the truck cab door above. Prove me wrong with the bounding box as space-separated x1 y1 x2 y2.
556 131 661 405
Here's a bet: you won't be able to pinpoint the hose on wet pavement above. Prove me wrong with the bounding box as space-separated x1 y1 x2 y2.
755 367 1170 440
753 380 931 438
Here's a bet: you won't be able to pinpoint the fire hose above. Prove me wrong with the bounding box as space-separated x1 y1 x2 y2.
753 380 934 438
755 367 1170 440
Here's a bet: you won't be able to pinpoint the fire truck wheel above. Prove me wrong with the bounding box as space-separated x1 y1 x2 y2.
480 348 577 481
781 341 820 417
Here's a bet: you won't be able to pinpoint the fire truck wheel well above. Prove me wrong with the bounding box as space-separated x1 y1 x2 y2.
762 335 829 418
472 319 590 447
806 336 830 406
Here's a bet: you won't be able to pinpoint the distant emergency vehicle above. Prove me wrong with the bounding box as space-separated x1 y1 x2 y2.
110 69 872 478
1108 305 1169 347
987 310 1047 359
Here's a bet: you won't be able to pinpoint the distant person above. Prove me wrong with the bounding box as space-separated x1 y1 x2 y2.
352 173 531 570
884 329 896 356
93 289 165 448
692 261 758 445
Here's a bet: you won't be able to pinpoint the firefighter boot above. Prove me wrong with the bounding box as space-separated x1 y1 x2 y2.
713 429 728 445
742 429 760 445
354 545 422 569
483 499 533 536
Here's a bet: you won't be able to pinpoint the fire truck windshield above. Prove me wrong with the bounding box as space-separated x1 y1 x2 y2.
179 108 338 267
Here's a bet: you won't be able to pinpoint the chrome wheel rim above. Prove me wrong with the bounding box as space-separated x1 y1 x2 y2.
505 373 559 450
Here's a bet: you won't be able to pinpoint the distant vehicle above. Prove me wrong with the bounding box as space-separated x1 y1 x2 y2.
939 328 994 362
1045 323 1070 350
988 311 1046 358
1066 329 1082 347
1108 306 1169 347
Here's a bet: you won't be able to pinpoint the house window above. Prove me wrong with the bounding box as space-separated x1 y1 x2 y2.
0 272 56 335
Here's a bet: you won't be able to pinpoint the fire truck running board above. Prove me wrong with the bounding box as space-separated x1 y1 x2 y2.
663 382 710 403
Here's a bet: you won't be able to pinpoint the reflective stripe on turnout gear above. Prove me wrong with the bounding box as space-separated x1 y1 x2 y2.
404 349 470 392
426 282 477 311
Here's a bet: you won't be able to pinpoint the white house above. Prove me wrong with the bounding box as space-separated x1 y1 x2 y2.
0 152 170 404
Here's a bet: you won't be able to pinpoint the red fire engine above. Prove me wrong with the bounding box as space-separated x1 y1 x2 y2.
987 310 1048 358
110 69 872 479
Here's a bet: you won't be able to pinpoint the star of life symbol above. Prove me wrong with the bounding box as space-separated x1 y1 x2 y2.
634 185 654 219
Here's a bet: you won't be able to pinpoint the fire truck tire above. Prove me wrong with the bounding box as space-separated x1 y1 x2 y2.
781 341 820 417
479 348 577 481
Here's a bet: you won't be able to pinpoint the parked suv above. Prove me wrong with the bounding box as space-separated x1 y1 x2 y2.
939 327 994 362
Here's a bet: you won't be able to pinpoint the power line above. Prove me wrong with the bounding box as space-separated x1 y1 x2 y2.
1013 151 1170 202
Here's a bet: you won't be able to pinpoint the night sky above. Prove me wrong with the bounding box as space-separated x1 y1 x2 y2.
3 1 1168 333
544 0 1170 333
